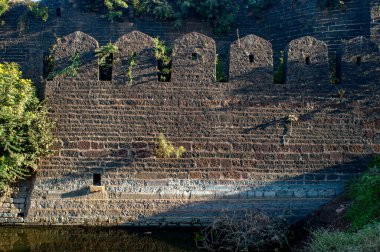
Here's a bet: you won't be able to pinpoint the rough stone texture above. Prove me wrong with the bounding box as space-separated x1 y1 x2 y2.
171 32 216 84
0 76 374 226
285 36 329 85
0 0 379 226
52 31 99 81
342 36 380 84
229 35 273 83
113 31 157 84
371 1 380 49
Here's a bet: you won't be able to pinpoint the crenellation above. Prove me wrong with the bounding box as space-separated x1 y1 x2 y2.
51 31 99 81
171 32 216 84
285 36 329 85
0 0 379 227
113 31 157 84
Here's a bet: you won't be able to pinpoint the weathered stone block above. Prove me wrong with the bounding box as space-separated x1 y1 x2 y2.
285 36 329 85
229 34 273 83
171 32 216 84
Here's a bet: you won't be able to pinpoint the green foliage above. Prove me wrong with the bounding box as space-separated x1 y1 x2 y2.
0 62 55 192
28 2 49 22
48 52 82 80
140 0 174 20
318 0 345 9
84 0 128 21
156 134 186 159
153 37 171 82
247 0 275 18
215 54 227 82
274 51 284 84
95 42 118 69
128 52 137 85
176 0 238 34
0 0 9 17
131 0 141 14
306 221 380 252
346 156 380 230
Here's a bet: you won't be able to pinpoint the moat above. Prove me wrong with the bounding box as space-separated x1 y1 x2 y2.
0 226 197 251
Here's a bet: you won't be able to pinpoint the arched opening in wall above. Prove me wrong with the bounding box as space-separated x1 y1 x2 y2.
99 53 113 81
356 56 362 66
249 54 254 63
56 8 61 18
93 174 101 186
305 56 311 65
43 52 54 80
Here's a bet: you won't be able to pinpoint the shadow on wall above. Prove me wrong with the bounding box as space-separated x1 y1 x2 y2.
44 31 380 87
24 156 374 226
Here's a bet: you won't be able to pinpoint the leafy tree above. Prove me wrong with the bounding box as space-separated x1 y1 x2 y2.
140 0 174 20
0 62 55 192
176 0 238 34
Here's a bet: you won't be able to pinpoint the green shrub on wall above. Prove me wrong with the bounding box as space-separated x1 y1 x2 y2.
176 0 238 34
140 0 174 20
28 2 49 22
318 0 345 9
0 62 55 192
0 0 9 17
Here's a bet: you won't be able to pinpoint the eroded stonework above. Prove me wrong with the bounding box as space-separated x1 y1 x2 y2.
342 36 380 84
285 36 329 85
229 35 273 84
171 32 216 84
52 31 99 81
113 31 157 84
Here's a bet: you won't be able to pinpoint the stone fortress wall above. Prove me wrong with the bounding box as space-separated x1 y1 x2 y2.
0 0 379 226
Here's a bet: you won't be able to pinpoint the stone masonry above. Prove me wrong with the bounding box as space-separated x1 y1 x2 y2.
0 30 379 226
0 0 379 226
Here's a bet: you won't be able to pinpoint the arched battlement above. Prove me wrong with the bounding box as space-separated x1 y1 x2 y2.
285 36 329 85
113 31 157 84
229 34 273 83
171 32 216 84
52 31 99 81
342 36 380 85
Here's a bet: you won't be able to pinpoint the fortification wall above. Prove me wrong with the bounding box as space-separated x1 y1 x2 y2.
1 30 379 226
0 0 374 95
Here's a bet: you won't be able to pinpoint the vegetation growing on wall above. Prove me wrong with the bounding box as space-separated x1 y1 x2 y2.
247 0 275 18
139 0 174 20
0 0 9 18
175 0 238 34
84 0 129 21
318 0 345 9
155 134 186 158
48 52 82 80
216 54 227 82
0 63 55 192
153 37 171 81
128 52 137 85
28 2 49 22
274 51 284 84
95 42 118 69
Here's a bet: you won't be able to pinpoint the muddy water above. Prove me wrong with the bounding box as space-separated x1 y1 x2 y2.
0 226 197 252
